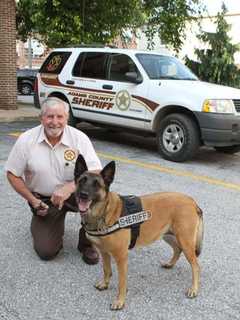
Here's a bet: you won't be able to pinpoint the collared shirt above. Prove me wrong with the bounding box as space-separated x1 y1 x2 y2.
5 125 102 196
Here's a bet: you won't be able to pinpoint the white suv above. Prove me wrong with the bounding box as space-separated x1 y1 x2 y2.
34 46 240 162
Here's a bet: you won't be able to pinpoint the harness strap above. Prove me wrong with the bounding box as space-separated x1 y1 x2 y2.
120 195 143 249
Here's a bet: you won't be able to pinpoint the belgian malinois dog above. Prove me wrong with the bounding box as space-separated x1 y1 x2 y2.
74 155 203 310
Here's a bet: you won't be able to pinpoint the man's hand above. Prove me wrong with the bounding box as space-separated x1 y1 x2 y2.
32 198 49 216
51 182 76 210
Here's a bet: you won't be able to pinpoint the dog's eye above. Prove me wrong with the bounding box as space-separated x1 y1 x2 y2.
80 176 87 184
93 179 100 188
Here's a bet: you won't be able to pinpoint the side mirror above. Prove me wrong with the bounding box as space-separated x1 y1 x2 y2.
125 72 143 84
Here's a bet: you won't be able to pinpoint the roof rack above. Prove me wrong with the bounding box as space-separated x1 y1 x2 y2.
57 43 118 49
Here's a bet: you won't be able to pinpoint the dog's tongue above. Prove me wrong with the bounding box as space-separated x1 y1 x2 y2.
78 199 92 215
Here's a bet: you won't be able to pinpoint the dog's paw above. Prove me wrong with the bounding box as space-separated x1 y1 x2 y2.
95 280 108 291
186 287 198 298
110 299 125 311
161 262 174 269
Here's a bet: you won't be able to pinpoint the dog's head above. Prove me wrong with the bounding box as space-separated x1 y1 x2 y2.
74 154 115 217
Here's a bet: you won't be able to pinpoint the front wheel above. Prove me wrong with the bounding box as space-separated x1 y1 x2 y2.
157 113 200 162
214 145 240 154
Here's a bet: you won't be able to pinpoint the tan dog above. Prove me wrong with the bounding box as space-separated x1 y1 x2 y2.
74 155 203 310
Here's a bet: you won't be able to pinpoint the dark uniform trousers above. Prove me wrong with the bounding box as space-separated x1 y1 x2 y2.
30 193 91 260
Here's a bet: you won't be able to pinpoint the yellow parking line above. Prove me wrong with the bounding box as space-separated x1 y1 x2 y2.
97 152 240 192
8 132 22 137
7 132 240 192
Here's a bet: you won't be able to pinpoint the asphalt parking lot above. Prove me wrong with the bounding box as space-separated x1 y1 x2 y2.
0 119 240 320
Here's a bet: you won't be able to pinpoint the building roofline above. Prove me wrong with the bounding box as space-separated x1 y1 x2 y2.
199 12 240 19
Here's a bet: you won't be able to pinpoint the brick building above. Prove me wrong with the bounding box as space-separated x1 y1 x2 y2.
0 0 17 110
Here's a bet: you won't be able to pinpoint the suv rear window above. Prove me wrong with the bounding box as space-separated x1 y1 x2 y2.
40 51 72 74
72 52 108 79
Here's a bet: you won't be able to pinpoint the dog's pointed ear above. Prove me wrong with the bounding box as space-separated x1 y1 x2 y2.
74 154 88 182
100 161 115 188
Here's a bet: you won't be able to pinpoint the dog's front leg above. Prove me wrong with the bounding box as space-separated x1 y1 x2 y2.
95 251 112 290
110 252 128 310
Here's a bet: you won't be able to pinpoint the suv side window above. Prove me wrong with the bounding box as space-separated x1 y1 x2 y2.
72 52 108 79
40 52 71 74
108 53 140 82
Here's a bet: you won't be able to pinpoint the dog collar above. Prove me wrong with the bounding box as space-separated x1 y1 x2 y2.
83 210 152 237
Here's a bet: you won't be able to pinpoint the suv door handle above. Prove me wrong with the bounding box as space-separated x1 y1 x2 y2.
66 80 75 85
102 84 113 90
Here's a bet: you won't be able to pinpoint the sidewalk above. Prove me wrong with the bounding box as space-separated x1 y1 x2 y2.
0 100 40 123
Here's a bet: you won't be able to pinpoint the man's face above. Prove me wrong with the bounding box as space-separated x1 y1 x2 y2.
41 103 68 138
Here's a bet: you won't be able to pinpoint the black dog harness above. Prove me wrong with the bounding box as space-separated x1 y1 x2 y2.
83 195 151 249
121 196 145 249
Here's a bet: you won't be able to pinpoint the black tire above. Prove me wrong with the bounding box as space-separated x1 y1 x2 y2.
21 83 32 95
157 113 200 162
68 107 78 127
214 145 240 154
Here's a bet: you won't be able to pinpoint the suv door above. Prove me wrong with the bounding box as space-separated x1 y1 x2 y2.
70 51 148 130
70 52 111 124
106 53 148 129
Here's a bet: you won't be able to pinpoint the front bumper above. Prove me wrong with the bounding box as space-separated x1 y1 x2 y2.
194 112 240 146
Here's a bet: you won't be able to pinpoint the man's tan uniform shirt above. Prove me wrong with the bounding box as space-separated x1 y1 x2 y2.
5 125 102 196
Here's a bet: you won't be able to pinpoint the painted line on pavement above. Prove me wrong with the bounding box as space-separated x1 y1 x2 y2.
7 132 240 192
98 152 240 192
8 132 22 137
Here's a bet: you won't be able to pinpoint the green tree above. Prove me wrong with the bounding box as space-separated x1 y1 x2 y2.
185 4 240 87
17 0 203 52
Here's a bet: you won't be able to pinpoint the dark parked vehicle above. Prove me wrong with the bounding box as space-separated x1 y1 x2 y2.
17 68 38 95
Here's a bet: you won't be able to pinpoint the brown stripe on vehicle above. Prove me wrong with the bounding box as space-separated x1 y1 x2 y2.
132 95 159 111
40 75 117 95
40 75 159 111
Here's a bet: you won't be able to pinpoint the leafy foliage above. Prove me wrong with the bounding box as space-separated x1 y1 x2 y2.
143 0 203 51
185 5 240 87
17 0 203 51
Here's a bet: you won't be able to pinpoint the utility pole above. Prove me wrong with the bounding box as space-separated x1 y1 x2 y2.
28 37 32 69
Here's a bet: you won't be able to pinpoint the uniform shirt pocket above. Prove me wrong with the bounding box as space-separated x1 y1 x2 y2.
63 161 75 181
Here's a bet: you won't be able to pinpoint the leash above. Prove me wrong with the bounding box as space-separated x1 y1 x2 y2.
32 193 78 213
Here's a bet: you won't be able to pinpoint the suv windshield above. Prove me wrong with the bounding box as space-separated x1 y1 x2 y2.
136 54 198 81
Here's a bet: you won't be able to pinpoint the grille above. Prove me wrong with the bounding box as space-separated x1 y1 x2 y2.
233 99 240 113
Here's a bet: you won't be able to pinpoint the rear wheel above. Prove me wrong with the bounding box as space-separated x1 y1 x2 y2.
214 145 240 154
157 113 200 162
21 83 32 95
68 107 78 127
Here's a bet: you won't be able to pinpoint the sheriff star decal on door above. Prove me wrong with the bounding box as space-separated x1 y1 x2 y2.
116 90 131 111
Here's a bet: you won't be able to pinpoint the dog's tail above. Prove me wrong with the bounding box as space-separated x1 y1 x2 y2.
195 206 204 257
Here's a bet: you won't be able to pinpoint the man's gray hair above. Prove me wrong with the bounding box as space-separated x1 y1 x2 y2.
41 97 69 115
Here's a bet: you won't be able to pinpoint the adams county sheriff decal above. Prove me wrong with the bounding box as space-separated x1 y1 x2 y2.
116 90 131 111
64 149 76 161
69 91 114 110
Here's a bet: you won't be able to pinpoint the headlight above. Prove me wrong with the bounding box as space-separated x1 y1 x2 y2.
202 99 234 114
